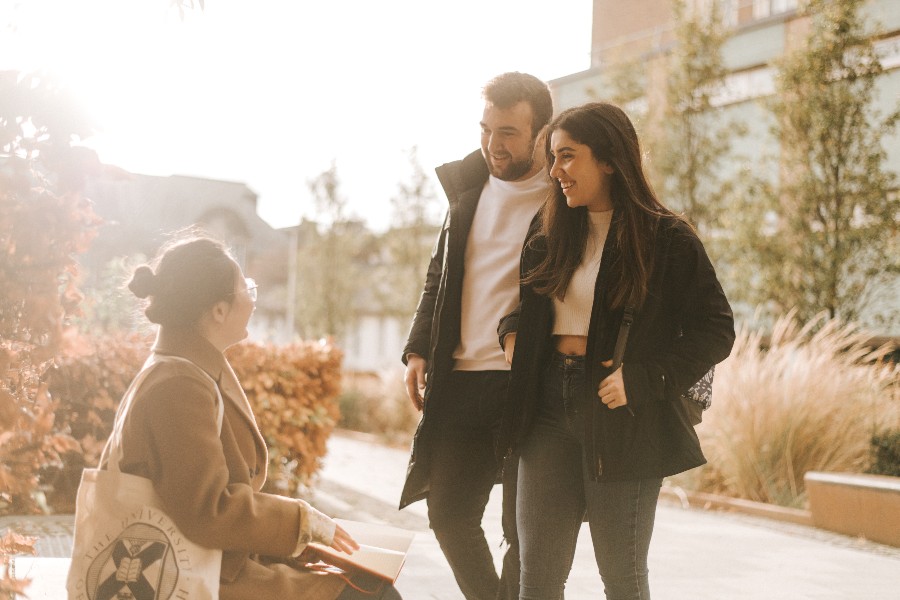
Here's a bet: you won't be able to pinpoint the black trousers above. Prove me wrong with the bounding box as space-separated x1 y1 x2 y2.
425 370 519 600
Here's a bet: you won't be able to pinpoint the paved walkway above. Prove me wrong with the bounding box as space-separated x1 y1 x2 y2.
4 429 900 599
312 431 900 600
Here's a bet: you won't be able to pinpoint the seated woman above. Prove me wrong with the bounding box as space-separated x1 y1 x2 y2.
95 233 400 599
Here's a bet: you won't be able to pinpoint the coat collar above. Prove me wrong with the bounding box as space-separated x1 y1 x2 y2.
435 149 489 207
151 328 258 428
152 327 226 381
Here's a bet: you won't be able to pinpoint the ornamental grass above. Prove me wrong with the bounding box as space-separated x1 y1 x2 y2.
672 312 900 508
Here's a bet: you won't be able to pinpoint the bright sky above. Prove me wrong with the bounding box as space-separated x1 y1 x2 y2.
1 0 591 231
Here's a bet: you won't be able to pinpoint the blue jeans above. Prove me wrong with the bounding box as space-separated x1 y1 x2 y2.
517 353 662 600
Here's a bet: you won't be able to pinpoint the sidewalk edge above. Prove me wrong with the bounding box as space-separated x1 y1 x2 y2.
659 486 814 526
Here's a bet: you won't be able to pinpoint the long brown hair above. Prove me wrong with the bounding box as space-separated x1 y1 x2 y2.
524 102 681 310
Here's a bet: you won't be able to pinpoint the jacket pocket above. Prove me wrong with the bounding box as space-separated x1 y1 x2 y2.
622 361 665 412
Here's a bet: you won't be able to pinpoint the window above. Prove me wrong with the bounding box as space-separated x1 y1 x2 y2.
688 0 739 28
753 0 797 19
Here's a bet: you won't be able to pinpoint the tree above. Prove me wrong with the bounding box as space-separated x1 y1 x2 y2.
585 52 648 116
0 70 100 514
376 147 441 319
653 0 735 236
759 0 899 325
76 254 148 334
293 164 369 339
171 0 204 19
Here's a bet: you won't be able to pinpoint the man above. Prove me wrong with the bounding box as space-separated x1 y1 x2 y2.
399 72 553 600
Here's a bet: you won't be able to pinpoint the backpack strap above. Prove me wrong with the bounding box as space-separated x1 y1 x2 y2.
612 306 634 370
589 305 638 479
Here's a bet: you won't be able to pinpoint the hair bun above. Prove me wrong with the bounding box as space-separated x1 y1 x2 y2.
128 265 157 299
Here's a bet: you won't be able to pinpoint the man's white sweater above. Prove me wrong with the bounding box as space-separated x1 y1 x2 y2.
453 170 548 371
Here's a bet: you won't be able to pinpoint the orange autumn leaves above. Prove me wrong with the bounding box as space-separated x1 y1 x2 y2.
36 334 343 512
227 340 342 496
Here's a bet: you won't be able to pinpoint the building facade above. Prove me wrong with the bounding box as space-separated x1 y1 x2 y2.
82 171 294 342
83 170 412 371
550 0 900 331
552 0 899 168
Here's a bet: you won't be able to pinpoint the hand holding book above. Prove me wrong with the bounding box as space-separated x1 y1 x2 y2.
307 519 416 583
331 522 361 555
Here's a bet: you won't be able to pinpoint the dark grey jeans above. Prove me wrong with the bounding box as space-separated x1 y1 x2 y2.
426 370 519 600
517 353 662 600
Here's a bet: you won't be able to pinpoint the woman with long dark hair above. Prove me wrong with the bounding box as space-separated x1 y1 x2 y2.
498 103 735 600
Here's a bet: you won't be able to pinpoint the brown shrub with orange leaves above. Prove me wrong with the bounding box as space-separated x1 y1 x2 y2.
42 334 342 512
1 71 340 518
1 71 101 516
227 339 343 496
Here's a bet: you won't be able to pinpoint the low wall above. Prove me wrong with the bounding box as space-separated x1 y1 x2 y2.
804 471 900 547
659 486 813 526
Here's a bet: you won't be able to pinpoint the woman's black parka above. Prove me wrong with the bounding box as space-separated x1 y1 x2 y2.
498 213 735 481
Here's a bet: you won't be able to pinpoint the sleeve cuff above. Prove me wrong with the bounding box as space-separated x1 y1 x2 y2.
291 499 336 557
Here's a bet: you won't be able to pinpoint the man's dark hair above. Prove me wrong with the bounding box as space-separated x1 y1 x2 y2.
483 72 553 138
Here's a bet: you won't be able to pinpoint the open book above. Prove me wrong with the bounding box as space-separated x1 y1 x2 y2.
308 518 416 583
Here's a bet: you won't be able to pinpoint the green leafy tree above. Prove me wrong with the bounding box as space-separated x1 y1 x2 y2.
76 255 148 334
376 147 441 319
759 0 899 325
293 164 370 339
654 0 735 236
585 51 648 115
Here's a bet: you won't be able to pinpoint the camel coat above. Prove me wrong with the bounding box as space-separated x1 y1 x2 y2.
109 328 345 600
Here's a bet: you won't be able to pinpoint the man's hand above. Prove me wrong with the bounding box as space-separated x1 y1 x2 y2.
504 333 517 365
404 354 427 411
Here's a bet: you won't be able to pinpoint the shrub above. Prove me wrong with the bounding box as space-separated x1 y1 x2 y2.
226 340 342 496
339 369 419 446
0 530 36 597
1 70 100 516
671 312 900 508
42 332 151 512
868 430 900 477
42 333 342 512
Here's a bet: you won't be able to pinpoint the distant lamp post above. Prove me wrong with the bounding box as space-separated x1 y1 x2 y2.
286 225 298 342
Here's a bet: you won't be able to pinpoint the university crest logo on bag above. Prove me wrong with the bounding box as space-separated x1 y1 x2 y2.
68 472 222 600
84 518 180 600
67 468 222 600
67 356 224 600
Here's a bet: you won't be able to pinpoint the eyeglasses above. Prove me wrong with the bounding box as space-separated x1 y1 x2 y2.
244 277 258 302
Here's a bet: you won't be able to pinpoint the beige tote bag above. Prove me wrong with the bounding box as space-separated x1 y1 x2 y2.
67 356 224 600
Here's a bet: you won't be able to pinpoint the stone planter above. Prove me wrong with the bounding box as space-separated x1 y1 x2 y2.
804 471 900 547
659 485 813 526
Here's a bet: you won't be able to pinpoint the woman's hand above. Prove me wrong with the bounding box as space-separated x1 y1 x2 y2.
504 333 517 365
598 359 631 414
330 524 360 555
